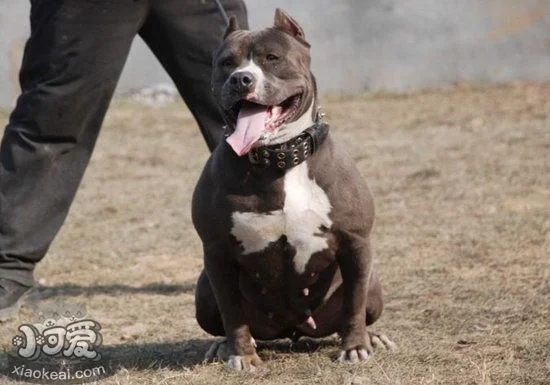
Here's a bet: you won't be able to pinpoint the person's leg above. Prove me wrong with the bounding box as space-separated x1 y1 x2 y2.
0 0 148 299
139 0 249 151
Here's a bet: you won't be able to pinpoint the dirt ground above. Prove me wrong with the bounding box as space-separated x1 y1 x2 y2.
0 82 549 385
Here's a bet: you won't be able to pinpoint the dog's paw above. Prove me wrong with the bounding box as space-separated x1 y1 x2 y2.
369 332 396 351
337 347 371 363
337 332 396 363
226 352 263 371
203 337 262 371
204 338 229 363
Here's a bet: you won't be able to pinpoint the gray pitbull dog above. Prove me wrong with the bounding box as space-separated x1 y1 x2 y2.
193 9 394 370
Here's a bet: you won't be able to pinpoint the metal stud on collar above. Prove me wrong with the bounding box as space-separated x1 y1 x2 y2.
245 120 329 171
248 151 259 164
317 106 327 121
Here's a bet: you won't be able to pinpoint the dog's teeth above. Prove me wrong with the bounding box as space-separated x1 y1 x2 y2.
302 288 309 296
306 316 317 329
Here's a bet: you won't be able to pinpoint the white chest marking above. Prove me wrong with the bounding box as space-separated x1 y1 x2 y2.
231 162 332 274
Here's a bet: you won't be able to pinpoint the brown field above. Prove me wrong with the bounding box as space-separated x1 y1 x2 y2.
0 82 549 385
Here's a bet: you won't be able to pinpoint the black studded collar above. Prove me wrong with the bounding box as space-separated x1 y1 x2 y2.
245 119 329 171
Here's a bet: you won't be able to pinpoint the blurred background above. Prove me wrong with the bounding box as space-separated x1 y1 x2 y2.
1 0 549 105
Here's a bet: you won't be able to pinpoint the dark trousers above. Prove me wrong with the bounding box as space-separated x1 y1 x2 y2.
0 0 248 286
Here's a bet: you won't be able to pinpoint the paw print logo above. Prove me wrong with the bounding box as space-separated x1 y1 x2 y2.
44 319 56 328
12 335 24 347
65 311 78 322
36 335 45 346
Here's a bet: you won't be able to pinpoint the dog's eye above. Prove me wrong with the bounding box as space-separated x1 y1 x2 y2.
266 54 279 62
220 57 234 68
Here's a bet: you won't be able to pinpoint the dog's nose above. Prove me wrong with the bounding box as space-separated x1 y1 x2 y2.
230 71 256 90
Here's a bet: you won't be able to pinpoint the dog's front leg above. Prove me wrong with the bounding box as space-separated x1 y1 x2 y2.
336 232 375 362
204 244 262 370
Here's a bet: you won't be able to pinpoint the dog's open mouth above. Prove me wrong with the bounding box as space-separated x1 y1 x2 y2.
226 94 302 156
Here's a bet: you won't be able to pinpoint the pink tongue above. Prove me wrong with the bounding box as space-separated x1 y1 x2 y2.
226 102 268 156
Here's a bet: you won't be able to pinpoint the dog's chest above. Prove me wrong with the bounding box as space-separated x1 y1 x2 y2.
230 162 333 274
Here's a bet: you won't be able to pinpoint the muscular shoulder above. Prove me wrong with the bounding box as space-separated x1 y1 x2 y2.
307 135 375 236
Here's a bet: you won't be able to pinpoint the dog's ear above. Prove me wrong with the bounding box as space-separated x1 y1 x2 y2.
223 16 240 39
273 8 310 47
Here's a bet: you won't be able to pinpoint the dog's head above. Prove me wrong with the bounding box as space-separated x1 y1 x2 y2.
212 9 315 156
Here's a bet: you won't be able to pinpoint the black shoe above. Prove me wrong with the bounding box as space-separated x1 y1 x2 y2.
0 278 33 321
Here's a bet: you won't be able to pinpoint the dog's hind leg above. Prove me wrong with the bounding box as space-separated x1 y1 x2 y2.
365 269 383 326
347 269 395 359
195 270 225 336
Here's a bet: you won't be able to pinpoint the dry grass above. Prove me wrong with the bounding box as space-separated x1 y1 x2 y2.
0 82 549 384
